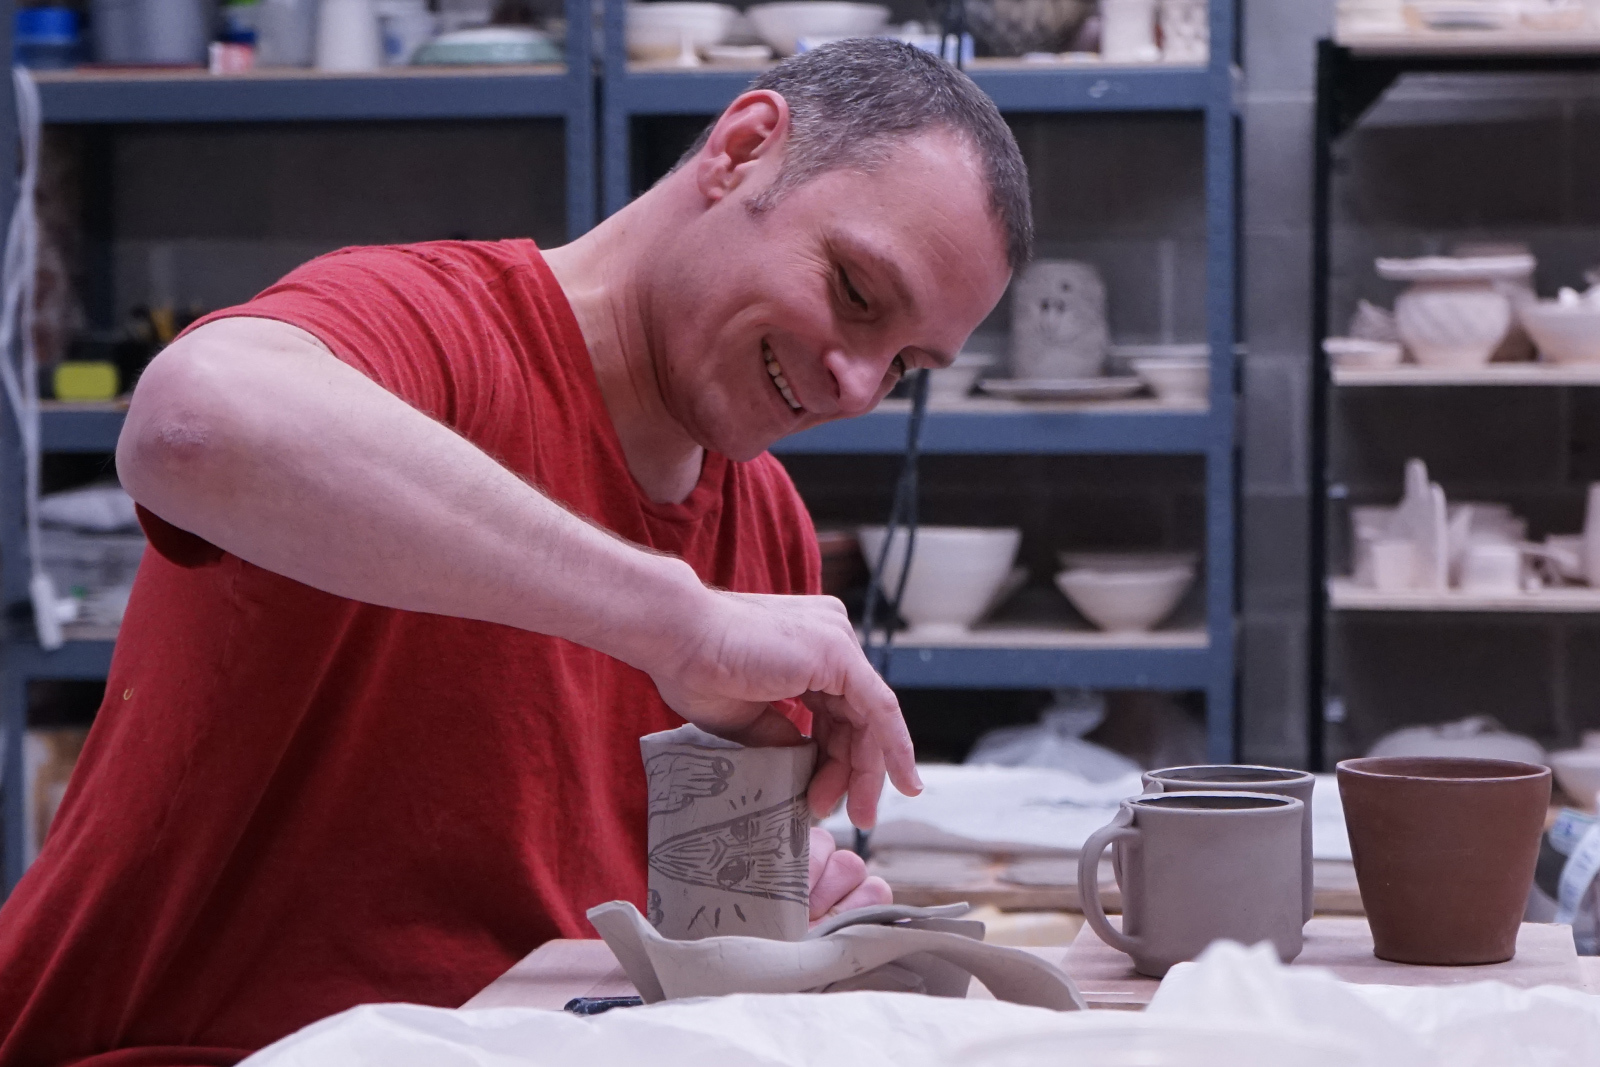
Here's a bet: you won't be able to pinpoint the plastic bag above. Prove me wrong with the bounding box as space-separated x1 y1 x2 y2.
965 690 1141 784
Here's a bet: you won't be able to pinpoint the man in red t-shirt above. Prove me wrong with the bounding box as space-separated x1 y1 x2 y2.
0 40 1029 1063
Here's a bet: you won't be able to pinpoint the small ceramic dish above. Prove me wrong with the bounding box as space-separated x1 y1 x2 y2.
1130 357 1208 404
412 26 563 64
1054 564 1195 633
1374 254 1535 283
1323 336 1404 369
926 353 996 401
978 377 1144 402
702 42 773 63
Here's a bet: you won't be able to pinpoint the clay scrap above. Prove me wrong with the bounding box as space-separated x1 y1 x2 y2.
641 724 817 941
587 900 1087 1011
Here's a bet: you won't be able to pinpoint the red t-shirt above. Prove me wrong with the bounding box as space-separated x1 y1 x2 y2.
0 241 820 1065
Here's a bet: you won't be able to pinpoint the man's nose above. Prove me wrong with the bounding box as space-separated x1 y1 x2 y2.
824 346 892 416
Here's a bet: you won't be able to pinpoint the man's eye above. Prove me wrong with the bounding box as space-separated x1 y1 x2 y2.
890 354 908 378
839 267 869 312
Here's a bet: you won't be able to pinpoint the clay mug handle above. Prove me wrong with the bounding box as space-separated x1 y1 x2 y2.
1077 805 1141 958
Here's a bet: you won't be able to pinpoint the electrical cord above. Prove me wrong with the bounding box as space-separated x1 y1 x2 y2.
0 68 60 651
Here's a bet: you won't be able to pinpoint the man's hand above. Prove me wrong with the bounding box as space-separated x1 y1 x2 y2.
808 826 891 924
644 587 921 828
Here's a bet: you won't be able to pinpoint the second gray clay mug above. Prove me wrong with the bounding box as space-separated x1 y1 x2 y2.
1078 791 1305 978
1143 764 1316 922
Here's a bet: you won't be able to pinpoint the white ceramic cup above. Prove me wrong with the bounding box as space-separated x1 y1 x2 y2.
316 0 384 71
1369 538 1417 592
1459 542 1522 595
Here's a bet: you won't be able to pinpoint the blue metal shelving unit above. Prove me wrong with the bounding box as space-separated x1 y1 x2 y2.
0 2 596 892
601 0 1241 757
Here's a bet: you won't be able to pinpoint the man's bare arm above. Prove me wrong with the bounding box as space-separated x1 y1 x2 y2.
118 317 919 823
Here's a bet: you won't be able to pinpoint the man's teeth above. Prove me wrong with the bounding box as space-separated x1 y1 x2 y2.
764 348 803 412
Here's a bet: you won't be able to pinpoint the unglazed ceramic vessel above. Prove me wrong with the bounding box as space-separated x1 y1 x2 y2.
1521 299 1600 364
1394 281 1512 368
640 725 815 941
1078 791 1305 978
1336 756 1550 965
587 900 1088 1009
1142 765 1316 923
1054 564 1194 633
858 526 1022 635
1009 260 1109 380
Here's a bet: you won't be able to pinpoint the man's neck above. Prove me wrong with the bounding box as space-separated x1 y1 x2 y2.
543 201 707 506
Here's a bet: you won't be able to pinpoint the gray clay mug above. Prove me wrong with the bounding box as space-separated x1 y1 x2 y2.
1143 764 1316 922
1078 791 1305 978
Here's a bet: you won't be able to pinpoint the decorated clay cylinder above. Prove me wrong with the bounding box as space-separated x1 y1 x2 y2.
1078 791 1304 978
1143 764 1316 923
640 724 816 942
1337 756 1550 965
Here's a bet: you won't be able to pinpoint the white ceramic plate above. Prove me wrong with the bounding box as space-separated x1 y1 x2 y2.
1374 254 1535 283
978 377 1145 401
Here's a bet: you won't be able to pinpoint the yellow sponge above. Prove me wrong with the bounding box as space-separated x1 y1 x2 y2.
53 361 120 401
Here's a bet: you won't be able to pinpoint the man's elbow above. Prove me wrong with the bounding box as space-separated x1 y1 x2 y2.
116 341 239 508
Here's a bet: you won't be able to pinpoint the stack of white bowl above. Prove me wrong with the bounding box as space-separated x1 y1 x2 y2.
1053 551 1197 633
858 526 1023 637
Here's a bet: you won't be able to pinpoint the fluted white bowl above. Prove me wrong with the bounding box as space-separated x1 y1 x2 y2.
745 1 890 56
1519 301 1600 364
1054 565 1194 633
1394 282 1511 369
859 525 1021 635
626 2 739 59
1551 748 1600 808
1131 356 1208 404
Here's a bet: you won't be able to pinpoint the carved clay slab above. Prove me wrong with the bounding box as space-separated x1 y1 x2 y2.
640 724 817 941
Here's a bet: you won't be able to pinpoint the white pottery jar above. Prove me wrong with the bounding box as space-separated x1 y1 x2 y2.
316 0 384 71
1394 280 1511 369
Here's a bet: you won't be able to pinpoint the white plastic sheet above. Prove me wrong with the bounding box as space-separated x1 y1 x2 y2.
241 941 1600 1067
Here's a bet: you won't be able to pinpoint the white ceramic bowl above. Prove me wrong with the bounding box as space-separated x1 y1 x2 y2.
626 2 739 60
1323 336 1404 369
926 354 995 402
1057 550 1199 572
1054 565 1195 633
1519 301 1600 364
745 1 890 56
1394 282 1511 369
858 525 1021 635
1550 748 1600 808
1131 357 1208 404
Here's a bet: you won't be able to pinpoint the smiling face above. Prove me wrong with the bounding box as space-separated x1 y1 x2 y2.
641 123 1013 462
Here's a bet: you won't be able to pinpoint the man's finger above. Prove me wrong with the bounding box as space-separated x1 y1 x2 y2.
809 847 868 921
718 704 806 747
840 653 921 798
817 875 893 921
803 695 852 817
845 726 887 829
807 825 837 914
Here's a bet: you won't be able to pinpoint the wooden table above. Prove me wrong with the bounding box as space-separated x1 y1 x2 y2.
463 918 1597 1012
873 850 1365 916
1065 917 1591 1009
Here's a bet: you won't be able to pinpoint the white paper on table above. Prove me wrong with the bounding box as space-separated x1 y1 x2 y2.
821 763 1146 856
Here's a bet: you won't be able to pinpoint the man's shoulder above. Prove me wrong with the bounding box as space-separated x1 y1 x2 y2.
294 239 543 284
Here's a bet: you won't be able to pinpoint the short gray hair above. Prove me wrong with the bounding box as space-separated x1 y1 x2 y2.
677 38 1033 270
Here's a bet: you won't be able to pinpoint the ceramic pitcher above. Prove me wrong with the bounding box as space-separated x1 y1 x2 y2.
1078 791 1304 977
1142 764 1316 922
639 724 816 942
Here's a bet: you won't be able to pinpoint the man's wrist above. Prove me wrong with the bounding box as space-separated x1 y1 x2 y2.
573 547 710 673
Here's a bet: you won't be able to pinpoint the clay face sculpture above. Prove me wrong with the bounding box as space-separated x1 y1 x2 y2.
1009 260 1108 380
1142 765 1316 923
640 724 816 941
1336 756 1550 965
588 900 1087 1010
1078 792 1304 978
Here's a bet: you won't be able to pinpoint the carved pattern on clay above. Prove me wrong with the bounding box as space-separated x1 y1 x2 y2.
648 793 811 911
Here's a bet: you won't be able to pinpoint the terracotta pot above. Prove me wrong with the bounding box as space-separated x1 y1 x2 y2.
1142 765 1315 923
1336 756 1550 965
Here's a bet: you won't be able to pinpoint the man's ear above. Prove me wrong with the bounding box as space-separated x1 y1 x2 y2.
694 90 789 204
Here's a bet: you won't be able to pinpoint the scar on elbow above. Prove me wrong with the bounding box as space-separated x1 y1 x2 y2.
141 413 216 472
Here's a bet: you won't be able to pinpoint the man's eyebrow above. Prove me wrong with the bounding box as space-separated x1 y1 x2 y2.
835 237 916 315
